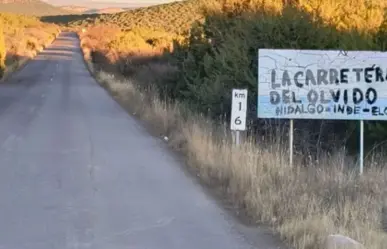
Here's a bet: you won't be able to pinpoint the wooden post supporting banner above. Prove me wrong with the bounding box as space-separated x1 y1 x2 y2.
289 119 294 167
360 120 364 175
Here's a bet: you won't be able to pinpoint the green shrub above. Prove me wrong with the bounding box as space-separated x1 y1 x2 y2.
170 4 378 118
107 28 177 53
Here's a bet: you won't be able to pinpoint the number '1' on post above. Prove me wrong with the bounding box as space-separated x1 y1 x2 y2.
230 89 248 146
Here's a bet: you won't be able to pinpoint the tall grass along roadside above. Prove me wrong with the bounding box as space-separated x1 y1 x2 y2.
81 53 387 249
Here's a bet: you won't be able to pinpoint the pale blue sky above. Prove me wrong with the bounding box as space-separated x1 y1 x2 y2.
43 0 180 8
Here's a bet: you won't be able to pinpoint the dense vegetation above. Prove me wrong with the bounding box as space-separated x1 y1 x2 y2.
0 12 59 78
169 0 387 153
71 0 387 154
0 0 71 16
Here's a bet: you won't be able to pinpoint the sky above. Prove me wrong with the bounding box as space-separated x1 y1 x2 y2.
43 0 180 8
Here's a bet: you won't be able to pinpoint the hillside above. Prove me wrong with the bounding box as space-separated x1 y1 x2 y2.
79 0 201 32
0 0 71 16
43 0 202 34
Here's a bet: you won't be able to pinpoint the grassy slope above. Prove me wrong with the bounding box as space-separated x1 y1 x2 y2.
64 0 203 77
78 0 202 33
44 0 202 34
0 0 72 16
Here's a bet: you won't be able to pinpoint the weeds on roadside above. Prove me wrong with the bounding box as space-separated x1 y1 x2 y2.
90 67 387 249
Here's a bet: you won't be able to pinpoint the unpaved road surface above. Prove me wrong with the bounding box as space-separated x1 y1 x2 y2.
0 32 285 249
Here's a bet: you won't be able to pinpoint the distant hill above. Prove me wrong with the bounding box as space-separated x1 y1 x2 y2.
59 5 126 14
0 0 71 16
59 5 88 13
84 7 125 14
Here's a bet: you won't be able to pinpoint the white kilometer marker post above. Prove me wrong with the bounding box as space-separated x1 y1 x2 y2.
230 89 248 146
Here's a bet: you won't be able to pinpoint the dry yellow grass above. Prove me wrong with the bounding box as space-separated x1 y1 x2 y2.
1 13 60 79
84 59 387 249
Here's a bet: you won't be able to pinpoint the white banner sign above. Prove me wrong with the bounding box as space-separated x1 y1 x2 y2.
231 89 248 130
258 49 387 120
